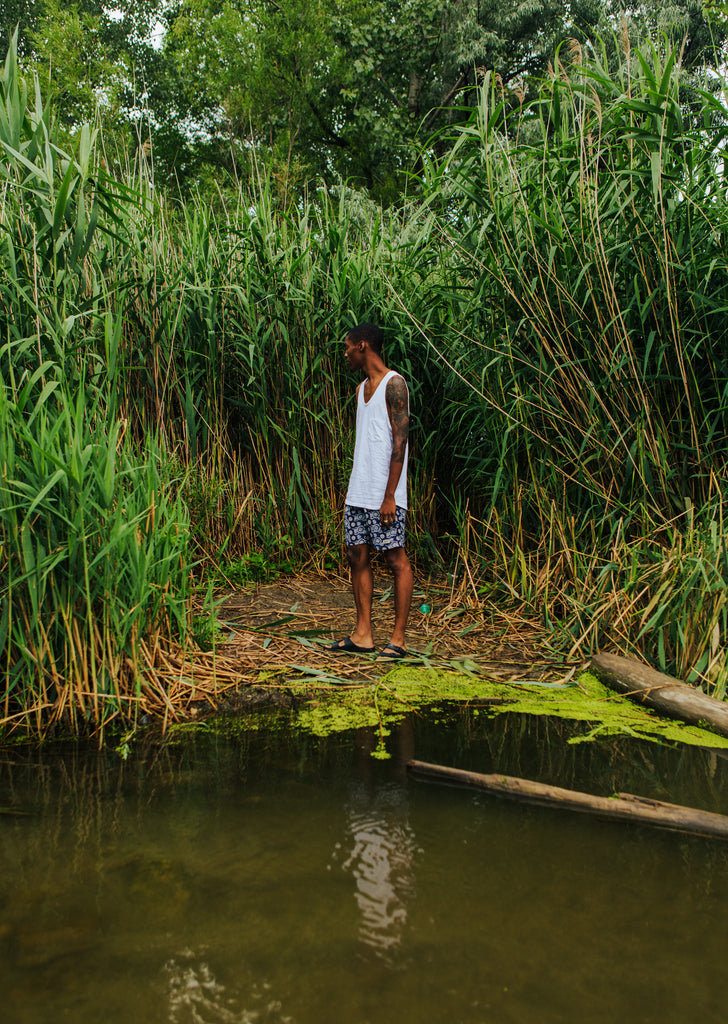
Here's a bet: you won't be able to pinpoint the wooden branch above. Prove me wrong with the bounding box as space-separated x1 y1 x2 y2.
422 70 469 134
291 54 349 150
378 72 403 110
591 653 728 739
407 761 728 839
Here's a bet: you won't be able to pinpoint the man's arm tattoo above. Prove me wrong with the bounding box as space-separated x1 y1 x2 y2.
386 376 409 464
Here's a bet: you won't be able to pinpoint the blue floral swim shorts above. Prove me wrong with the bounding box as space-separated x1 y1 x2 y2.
344 505 406 551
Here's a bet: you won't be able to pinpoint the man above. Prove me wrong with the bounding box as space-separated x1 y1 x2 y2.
327 322 414 659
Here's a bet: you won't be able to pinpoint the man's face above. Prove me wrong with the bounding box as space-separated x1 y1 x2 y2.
343 335 364 371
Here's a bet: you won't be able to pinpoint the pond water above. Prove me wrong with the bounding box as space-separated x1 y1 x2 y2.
3 709 728 1024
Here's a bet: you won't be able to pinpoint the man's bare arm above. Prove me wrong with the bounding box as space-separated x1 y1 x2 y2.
380 375 409 521
386 375 409 467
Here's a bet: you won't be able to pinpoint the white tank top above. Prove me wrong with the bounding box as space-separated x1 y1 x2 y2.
346 370 409 510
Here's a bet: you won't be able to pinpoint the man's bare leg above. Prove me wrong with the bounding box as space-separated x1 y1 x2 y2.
384 546 413 650
346 543 375 649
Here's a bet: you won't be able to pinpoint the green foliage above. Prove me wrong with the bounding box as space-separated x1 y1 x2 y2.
424 40 728 521
157 0 585 199
145 0 724 198
704 0 728 24
27 0 121 129
412 36 728 690
4 0 724 200
5 0 165 168
77 30 728 693
223 537 298 588
4 24 728 741
0 32 194 736
0 368 194 729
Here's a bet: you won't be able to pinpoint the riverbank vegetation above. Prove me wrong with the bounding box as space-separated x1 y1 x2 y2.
2 9 728 739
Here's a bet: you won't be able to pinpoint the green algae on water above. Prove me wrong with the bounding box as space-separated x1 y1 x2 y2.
289 667 728 756
192 667 728 760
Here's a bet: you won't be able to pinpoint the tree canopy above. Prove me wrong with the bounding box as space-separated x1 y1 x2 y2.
158 0 580 199
3 0 724 201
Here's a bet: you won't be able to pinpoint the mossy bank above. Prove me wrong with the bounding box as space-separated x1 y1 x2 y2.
185 668 728 759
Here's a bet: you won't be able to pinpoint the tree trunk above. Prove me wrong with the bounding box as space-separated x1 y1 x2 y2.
407 761 728 839
590 653 728 739
408 72 421 117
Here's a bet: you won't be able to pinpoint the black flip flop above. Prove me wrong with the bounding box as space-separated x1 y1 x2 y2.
326 636 376 655
376 643 406 660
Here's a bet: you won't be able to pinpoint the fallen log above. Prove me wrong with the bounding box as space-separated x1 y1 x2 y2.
407 760 728 839
590 653 728 739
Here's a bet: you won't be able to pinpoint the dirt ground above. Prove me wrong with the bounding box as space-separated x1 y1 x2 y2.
210 569 574 695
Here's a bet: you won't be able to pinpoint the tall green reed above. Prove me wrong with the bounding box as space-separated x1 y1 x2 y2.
0 33 194 737
114 181 448 565
5 25 728 736
427 40 728 525
0 352 193 734
77 36 728 694
410 36 728 686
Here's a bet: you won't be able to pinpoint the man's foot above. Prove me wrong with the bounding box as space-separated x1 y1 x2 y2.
326 636 376 655
376 643 407 661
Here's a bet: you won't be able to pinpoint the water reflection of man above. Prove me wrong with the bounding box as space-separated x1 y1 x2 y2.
336 722 417 958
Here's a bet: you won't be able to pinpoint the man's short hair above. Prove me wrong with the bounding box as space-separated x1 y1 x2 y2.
347 322 383 355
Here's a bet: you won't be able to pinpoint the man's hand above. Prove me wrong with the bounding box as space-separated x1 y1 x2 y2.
380 495 397 528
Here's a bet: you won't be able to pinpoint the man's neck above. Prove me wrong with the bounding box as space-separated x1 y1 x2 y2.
362 351 389 384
